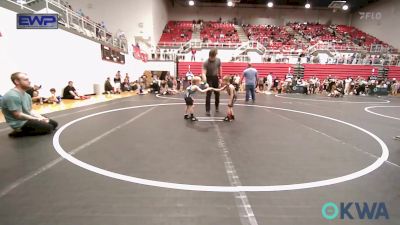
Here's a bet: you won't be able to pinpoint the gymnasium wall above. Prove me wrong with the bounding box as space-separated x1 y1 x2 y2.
351 0 400 50
67 0 155 44
168 4 350 26
152 0 170 48
0 7 146 95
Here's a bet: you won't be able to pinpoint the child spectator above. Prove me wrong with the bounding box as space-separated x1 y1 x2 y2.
46 88 61 104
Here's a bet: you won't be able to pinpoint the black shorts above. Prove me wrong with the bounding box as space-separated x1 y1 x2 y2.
184 96 193 106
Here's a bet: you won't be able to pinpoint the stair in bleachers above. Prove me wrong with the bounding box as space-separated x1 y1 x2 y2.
191 24 201 41
235 25 249 42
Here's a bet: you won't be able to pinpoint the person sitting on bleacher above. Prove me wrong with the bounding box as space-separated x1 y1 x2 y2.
2 72 58 138
62 81 88 99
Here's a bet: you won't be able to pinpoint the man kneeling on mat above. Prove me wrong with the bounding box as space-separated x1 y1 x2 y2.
184 76 213 121
1 72 58 138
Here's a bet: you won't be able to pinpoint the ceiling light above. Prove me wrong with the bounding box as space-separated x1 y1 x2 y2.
342 4 349 10
267 2 273 8
188 0 194 6
227 1 234 7
305 3 311 9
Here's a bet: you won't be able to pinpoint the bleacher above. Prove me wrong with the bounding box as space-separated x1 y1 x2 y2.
335 25 390 50
243 24 303 51
200 22 239 43
157 20 397 54
159 21 193 45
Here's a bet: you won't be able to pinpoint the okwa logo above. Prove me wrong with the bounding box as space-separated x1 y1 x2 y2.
322 202 389 220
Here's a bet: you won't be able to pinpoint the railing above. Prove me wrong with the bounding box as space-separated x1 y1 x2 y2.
4 0 127 53
369 44 398 54
5 0 37 12
306 42 362 55
158 41 243 49
148 51 177 61
47 0 127 52
231 41 267 58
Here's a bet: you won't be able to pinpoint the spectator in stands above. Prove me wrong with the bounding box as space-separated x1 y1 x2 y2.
26 84 43 104
176 77 182 91
62 81 87 99
273 76 280 92
2 72 58 137
233 74 241 91
124 73 130 82
186 70 194 85
241 63 258 102
191 48 197 61
150 75 160 94
344 77 353 95
122 77 131 92
45 88 61 104
114 71 122 94
156 47 161 59
391 78 399 96
308 76 317 94
263 76 268 91
257 78 264 92
104 77 114 94
202 48 222 115
266 73 273 93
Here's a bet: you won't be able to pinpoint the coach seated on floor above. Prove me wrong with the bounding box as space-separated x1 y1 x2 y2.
104 77 114 94
62 81 88 99
1 72 58 138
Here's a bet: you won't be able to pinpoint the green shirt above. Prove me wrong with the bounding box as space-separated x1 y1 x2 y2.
1 89 32 129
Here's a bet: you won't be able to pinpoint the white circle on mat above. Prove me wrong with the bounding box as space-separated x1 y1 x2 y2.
364 106 400 121
53 103 389 192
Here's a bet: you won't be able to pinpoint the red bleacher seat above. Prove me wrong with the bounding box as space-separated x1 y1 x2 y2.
200 22 239 43
159 21 193 46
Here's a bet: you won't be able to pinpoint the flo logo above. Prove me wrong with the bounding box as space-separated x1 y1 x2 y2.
359 12 382 20
322 202 389 220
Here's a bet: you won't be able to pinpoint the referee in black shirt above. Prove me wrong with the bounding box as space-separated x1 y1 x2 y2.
202 48 222 116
